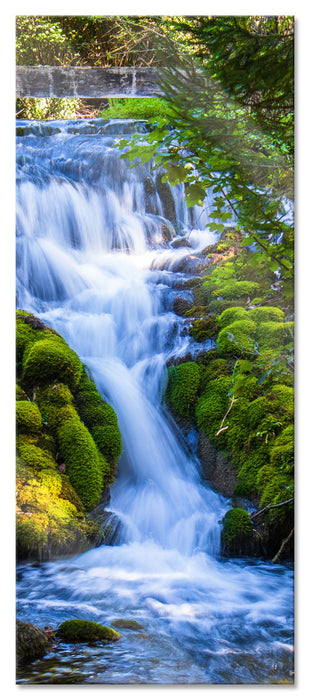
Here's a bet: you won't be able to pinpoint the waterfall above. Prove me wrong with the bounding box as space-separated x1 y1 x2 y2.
16 118 294 684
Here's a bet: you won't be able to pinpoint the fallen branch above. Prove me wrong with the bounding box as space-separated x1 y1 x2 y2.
215 395 236 436
272 528 294 564
250 497 294 520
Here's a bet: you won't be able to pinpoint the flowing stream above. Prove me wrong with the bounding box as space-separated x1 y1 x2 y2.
16 118 294 684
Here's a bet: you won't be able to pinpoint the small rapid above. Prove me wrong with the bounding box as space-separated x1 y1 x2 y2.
16 118 294 684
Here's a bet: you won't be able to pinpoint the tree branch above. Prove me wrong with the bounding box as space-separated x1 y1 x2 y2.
250 497 294 520
272 527 294 564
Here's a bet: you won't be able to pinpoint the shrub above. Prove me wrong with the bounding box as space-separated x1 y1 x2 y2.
56 619 120 643
23 338 82 391
16 401 42 434
217 319 257 356
57 410 103 510
221 508 252 544
165 362 201 417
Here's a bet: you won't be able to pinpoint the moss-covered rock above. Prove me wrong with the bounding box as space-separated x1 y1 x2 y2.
17 442 56 472
216 306 248 328
92 424 122 461
16 620 51 663
57 408 103 510
111 619 144 631
165 362 201 417
23 337 83 391
56 619 120 643
196 375 231 445
270 425 294 472
214 279 259 300
256 321 294 351
221 507 252 544
217 318 257 356
189 317 218 342
16 401 42 434
16 384 26 401
248 306 285 324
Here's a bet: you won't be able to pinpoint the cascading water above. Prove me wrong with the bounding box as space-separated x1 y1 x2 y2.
16 118 294 684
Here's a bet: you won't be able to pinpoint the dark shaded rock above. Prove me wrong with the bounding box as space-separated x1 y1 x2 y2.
197 431 237 497
155 171 176 224
16 619 51 663
173 296 192 316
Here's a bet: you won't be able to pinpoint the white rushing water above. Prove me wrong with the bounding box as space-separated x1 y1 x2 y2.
16 119 293 684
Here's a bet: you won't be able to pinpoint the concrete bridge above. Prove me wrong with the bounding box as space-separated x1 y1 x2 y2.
16 66 162 99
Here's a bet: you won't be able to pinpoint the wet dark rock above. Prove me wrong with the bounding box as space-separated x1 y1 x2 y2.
173 296 192 316
197 431 237 497
16 619 51 663
155 171 176 224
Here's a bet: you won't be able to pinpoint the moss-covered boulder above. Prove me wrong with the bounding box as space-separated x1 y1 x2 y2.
57 407 103 510
196 375 231 445
16 401 42 434
56 619 120 643
16 311 122 561
221 507 257 555
217 319 257 356
165 362 201 417
16 619 51 662
23 337 83 391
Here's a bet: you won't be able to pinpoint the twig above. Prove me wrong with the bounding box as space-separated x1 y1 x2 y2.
250 497 294 520
272 527 294 564
215 395 236 436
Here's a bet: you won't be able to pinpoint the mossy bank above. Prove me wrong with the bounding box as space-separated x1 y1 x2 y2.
165 229 294 561
16 310 122 561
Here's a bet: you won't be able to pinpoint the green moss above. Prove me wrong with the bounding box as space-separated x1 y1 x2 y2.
57 409 103 510
207 298 245 315
16 319 40 364
216 306 248 328
217 319 257 356
248 306 285 324
236 448 270 496
196 375 231 443
59 475 85 511
16 384 25 401
189 317 218 342
165 362 201 417
36 383 74 432
18 443 56 472
256 321 294 351
38 469 62 498
259 472 294 520
200 359 230 391
56 619 120 643
270 425 294 472
271 384 294 421
23 338 83 391
221 508 252 544
16 401 42 434
214 279 259 300
91 424 122 461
